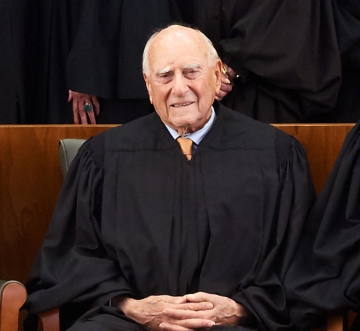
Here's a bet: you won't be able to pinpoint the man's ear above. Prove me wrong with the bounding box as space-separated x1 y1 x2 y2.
143 73 153 104
214 60 222 94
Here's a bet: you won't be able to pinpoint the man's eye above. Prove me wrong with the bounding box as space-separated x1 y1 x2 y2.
157 73 173 83
184 70 201 79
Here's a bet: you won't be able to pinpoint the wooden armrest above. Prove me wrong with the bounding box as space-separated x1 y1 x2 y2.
326 315 344 331
311 314 344 331
38 308 60 331
345 310 358 330
0 280 27 331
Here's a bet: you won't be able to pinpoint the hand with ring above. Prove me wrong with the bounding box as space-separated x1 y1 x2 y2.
216 63 237 101
68 90 100 124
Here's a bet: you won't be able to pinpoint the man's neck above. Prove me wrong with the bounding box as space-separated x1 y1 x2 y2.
164 107 216 145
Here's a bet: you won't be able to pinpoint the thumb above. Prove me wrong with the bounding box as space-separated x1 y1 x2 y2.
172 296 188 304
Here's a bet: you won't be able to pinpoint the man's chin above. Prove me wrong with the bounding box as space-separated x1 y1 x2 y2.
168 117 204 133
169 114 194 125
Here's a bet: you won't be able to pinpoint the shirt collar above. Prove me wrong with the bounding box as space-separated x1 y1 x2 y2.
164 107 216 145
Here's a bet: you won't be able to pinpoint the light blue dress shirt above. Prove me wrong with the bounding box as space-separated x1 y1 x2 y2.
164 107 216 146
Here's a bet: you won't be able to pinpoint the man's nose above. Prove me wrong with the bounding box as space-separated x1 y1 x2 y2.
171 74 188 95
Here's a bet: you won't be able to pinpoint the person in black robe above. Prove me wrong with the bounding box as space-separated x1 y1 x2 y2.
0 0 29 123
285 120 360 330
0 0 92 124
22 0 84 124
311 0 360 122
24 25 316 331
67 0 182 124
188 0 342 123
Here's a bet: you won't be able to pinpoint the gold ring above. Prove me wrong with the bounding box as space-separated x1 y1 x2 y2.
221 64 228 76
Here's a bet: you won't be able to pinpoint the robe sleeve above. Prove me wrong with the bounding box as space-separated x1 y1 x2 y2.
285 121 360 330
25 139 134 320
229 136 316 331
218 0 342 120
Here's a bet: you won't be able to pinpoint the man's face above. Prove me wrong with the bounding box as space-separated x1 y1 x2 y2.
144 27 221 134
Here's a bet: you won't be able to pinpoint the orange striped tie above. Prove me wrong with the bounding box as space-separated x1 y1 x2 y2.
177 137 193 160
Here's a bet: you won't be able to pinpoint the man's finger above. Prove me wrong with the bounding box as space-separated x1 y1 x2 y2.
181 318 215 329
160 318 215 331
79 109 89 124
187 302 213 311
220 82 233 93
91 96 101 116
68 90 73 102
87 110 97 124
163 305 213 320
159 323 193 331
221 74 231 85
186 292 213 303
73 101 80 124
171 296 188 304
174 301 213 311
163 309 199 319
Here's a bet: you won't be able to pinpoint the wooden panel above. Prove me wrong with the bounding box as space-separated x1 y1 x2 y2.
0 123 355 284
274 124 354 194
0 125 116 283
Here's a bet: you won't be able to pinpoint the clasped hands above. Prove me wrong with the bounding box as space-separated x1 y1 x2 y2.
118 292 248 331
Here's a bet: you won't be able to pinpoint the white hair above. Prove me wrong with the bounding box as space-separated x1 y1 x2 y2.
142 25 220 76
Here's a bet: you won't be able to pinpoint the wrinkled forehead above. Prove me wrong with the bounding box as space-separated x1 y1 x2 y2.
148 28 209 71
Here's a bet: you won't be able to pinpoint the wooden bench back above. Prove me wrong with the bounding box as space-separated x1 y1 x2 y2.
0 124 354 284
0 125 115 284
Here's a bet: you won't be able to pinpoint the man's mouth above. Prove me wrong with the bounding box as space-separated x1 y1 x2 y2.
171 102 194 108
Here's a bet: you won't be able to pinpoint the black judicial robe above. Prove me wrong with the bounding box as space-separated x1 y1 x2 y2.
285 121 360 330
191 0 342 123
66 0 181 123
0 0 26 123
311 0 360 122
22 0 84 124
25 103 315 331
0 0 72 123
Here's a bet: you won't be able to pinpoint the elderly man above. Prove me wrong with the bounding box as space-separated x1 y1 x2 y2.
25 25 315 331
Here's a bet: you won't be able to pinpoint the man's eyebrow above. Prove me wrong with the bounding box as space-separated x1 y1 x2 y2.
183 63 201 70
156 67 172 76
